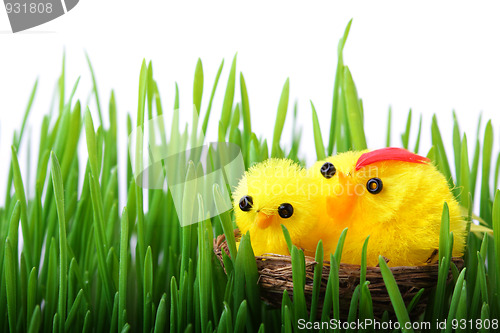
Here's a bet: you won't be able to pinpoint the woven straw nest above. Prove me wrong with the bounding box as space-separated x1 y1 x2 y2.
213 229 464 320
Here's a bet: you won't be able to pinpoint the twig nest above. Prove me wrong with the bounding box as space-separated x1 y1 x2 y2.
213 229 464 320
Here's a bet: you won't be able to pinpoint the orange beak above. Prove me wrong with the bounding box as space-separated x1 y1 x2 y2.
326 171 357 221
255 212 276 229
326 195 338 218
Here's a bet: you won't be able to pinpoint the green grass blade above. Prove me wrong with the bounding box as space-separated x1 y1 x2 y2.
214 184 237 259
386 106 392 147
51 152 68 333
4 77 38 211
61 101 82 182
234 231 260 329
220 54 237 137
469 235 488 319
84 108 106 228
291 246 307 322
44 238 58 332
281 289 292 325
459 134 470 208
110 292 119 333
144 246 153 333
328 18 352 155
82 310 92 333
470 114 482 202
283 305 292 333
480 120 493 223
154 294 168 333
65 289 83 331
121 323 131 333
27 267 37 326
359 236 370 287
135 61 148 271
494 152 500 191
453 111 461 184
493 190 500 311
180 161 196 276
240 73 252 148
85 52 104 125
17 78 38 148
401 109 412 149
311 101 326 160
198 198 213 333
193 58 204 115
476 251 489 305
147 62 154 120
281 225 293 255
11 146 33 268
170 277 179 333
455 281 467 333
85 110 115 311
320 255 337 322
221 302 233 333
330 255 340 332
20 253 27 331
427 145 436 163
234 300 247 333
431 115 454 191
480 303 490 333
202 59 224 136
229 104 241 141
287 102 301 162
378 256 414 333
444 268 466 333
6 201 21 268
343 66 367 150
434 203 452 323
271 78 290 157
414 114 423 153
359 281 373 324
58 51 65 113
334 228 348 264
119 208 129 329
347 285 360 331
28 306 41 333
470 140 481 202
4 238 16 333
309 240 324 321
52 313 60 333
406 288 425 315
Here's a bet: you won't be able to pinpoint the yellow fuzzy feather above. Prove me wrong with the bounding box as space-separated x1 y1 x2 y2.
233 158 322 256
308 150 467 267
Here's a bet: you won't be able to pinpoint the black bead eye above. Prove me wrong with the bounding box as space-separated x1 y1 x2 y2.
239 196 253 211
320 162 336 179
278 203 294 218
366 178 383 194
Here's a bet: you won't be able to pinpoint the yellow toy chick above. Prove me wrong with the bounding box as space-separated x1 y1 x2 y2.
233 158 321 256
309 147 467 267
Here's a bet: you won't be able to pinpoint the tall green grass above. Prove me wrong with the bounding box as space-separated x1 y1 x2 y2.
1 21 499 332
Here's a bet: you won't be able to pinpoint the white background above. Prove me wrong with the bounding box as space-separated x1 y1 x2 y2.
1 1 500 203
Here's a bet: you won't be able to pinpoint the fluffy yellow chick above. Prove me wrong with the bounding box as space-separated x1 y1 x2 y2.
233 158 321 256
309 147 467 267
